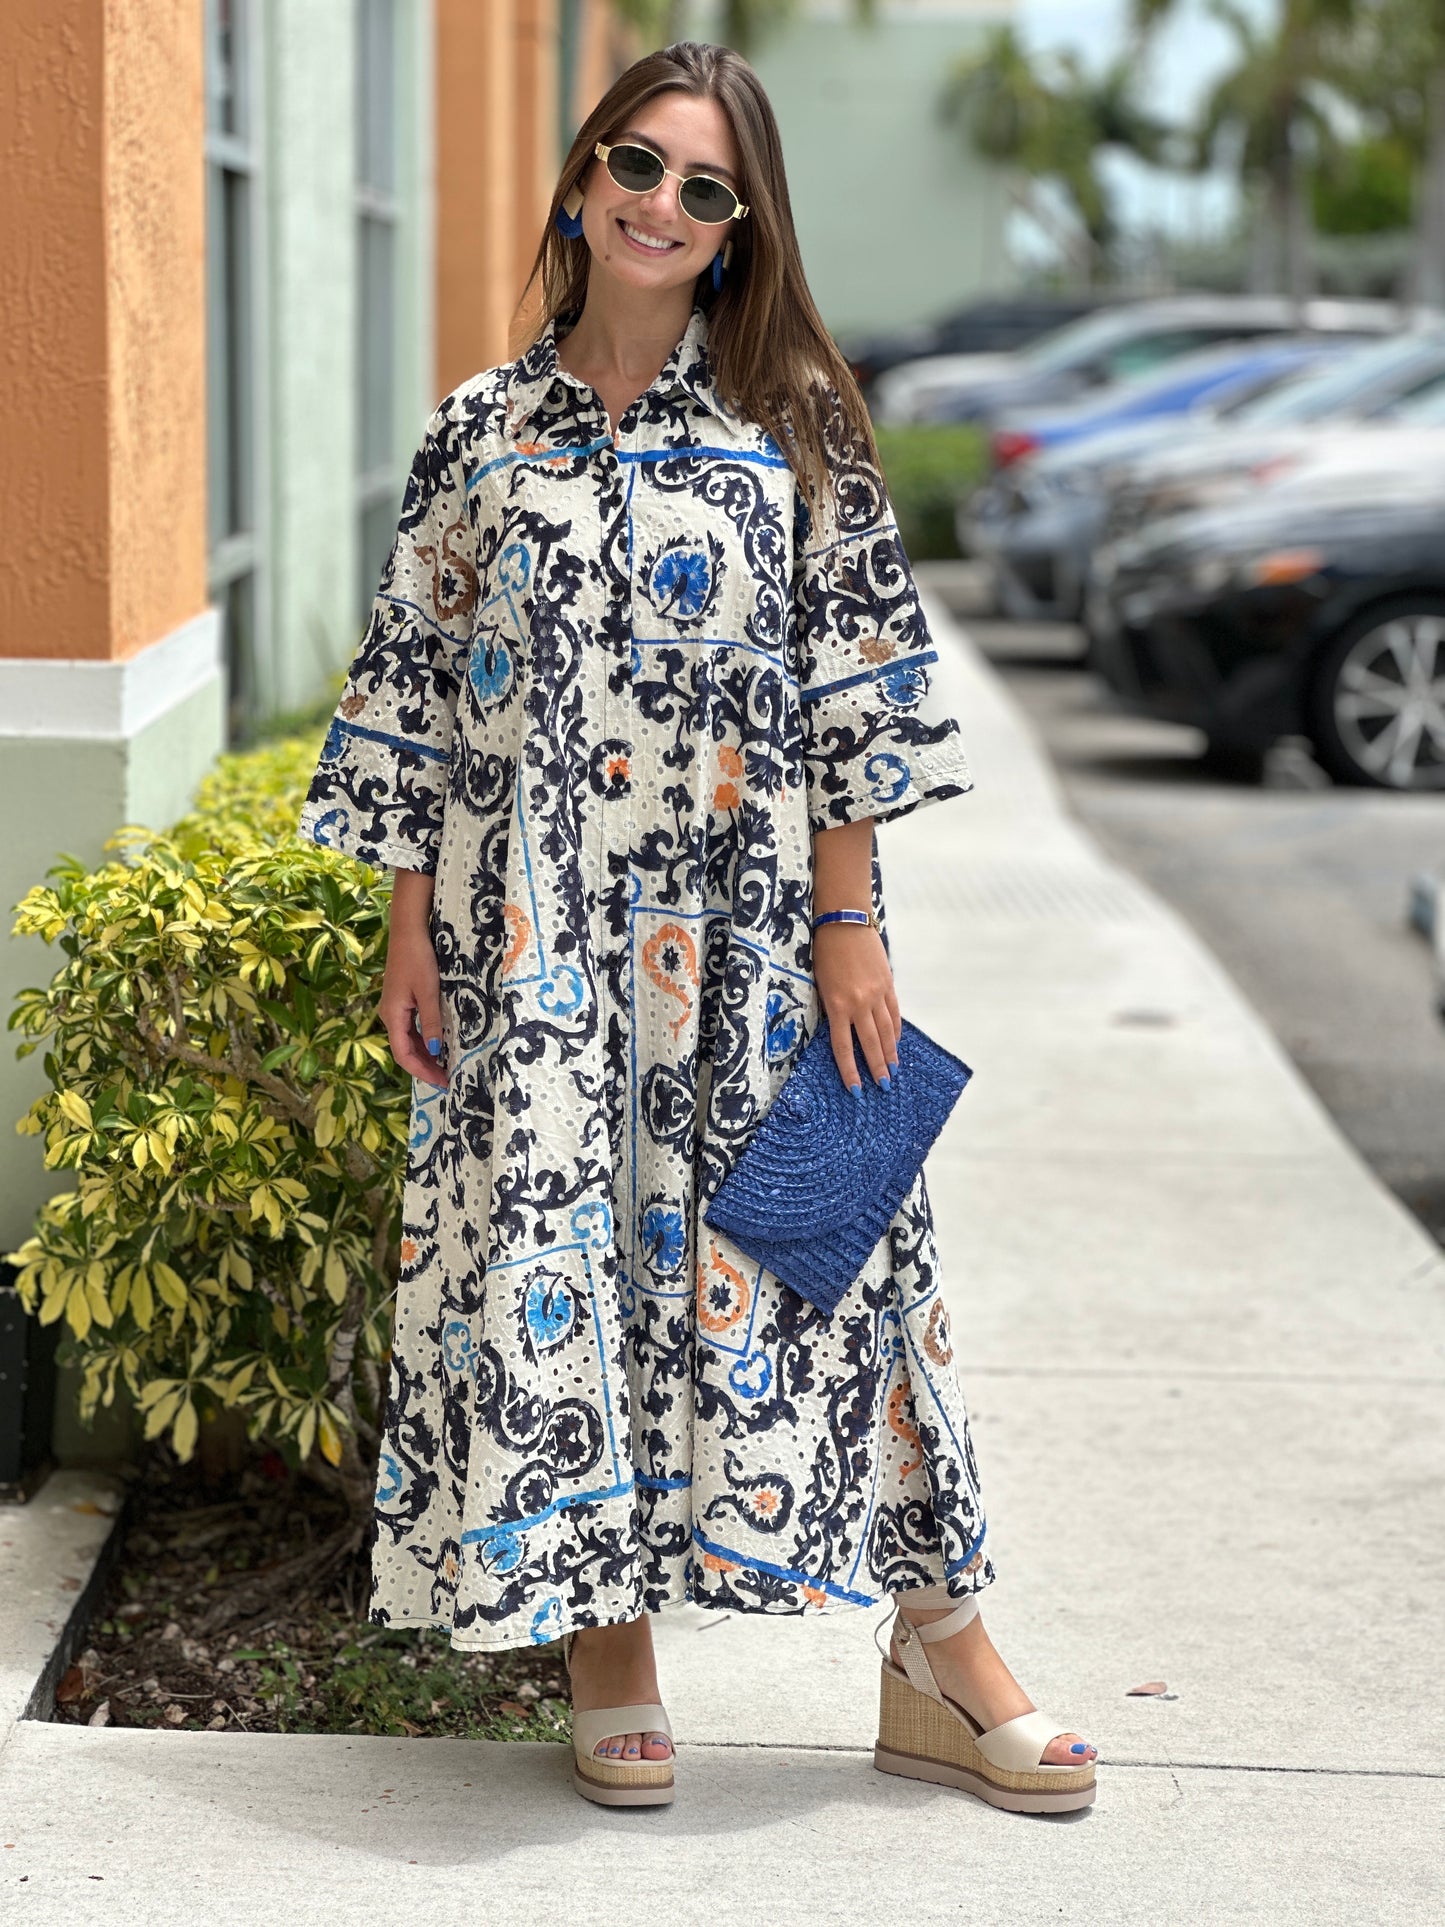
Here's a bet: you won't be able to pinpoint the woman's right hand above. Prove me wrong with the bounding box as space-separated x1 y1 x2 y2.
380 867 448 1088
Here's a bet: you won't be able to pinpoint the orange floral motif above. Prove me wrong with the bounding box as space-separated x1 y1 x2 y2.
339 692 366 719
641 921 698 1038
697 1240 750 1332
606 752 630 784
702 1552 739 1573
751 1488 780 1515
712 742 743 812
400 1237 418 1265
502 902 531 974
801 1584 828 1606
859 634 897 664
887 1379 923 1479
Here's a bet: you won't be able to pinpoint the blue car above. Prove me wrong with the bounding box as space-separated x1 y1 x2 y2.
988 337 1355 468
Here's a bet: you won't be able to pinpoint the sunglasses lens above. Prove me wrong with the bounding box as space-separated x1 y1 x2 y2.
607 144 664 193
680 176 737 224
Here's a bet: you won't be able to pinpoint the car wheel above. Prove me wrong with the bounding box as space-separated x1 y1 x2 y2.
1306 598 1445 791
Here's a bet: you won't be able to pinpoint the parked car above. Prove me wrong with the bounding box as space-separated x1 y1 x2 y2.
1097 328 1445 549
871 294 1405 428
985 336 1352 467
961 339 1354 619
1085 453 1445 788
842 294 1114 396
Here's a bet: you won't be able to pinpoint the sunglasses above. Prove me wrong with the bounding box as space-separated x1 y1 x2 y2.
594 140 749 226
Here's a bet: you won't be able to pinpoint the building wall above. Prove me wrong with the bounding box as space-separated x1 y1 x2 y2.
0 1 220 1283
257 0 436 718
263 0 361 715
687 0 1016 335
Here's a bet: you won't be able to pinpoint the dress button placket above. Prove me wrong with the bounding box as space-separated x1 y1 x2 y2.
599 413 638 1267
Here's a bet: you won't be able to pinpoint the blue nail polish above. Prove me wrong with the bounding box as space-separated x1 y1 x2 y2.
849 1082 862 1097
879 1074 891 1091
1070 1742 1088 1754
426 1037 442 1056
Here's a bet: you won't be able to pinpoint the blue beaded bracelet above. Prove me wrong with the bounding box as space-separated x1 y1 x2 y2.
813 907 879 932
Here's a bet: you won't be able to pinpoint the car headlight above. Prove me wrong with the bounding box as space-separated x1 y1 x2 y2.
1184 546 1327 596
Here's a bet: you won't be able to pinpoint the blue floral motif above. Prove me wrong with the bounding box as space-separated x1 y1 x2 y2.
468 635 514 703
524 1267 575 1349
646 537 717 623
640 1201 686 1276
765 987 801 1062
298 299 989 1651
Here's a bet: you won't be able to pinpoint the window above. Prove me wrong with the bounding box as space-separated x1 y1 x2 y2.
205 0 266 745
357 0 401 623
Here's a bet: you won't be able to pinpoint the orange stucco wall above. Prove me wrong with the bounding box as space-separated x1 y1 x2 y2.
436 0 639 400
0 0 206 665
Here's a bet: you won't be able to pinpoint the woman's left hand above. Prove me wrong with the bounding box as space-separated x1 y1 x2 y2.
813 921 901 1094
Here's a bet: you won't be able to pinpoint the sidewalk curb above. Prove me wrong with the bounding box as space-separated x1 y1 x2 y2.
1 1467 130 1742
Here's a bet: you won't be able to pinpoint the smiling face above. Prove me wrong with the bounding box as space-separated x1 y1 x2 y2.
580 90 742 292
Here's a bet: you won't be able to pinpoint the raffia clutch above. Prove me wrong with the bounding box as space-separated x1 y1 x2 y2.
701 1013 972 1317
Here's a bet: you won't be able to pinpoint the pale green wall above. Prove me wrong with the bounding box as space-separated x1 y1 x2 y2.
263 0 360 718
688 0 1017 334
259 0 435 720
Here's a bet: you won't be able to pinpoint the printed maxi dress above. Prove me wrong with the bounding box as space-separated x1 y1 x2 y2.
298 298 997 1650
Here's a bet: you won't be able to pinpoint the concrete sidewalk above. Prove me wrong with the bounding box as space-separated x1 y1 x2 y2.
3 587 1442 1924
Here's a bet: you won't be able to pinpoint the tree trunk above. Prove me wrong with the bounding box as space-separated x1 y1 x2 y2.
1282 130 1314 310
1413 62 1445 310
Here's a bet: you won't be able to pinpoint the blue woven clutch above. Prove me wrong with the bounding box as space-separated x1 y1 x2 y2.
702 1013 973 1317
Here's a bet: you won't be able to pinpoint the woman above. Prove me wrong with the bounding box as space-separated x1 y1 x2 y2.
299 39 1097 1815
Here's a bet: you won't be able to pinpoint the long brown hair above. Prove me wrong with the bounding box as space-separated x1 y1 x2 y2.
515 39 881 522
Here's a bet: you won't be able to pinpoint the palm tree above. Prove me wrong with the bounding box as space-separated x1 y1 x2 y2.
1329 0 1445 306
938 25 1173 283
1132 0 1363 302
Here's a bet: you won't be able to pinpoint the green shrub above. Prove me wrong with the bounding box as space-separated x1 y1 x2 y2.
5 734 403 1532
874 423 989 560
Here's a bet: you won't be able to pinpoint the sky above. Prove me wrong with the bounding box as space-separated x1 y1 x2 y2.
1013 0 1275 256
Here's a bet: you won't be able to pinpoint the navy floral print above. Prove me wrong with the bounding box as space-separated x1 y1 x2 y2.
298 299 995 1649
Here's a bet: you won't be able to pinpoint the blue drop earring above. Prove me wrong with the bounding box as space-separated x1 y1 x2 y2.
555 183 585 239
711 236 734 291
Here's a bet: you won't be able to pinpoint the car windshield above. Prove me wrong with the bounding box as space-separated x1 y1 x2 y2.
1378 374 1445 424
1230 333 1445 424
1016 307 1145 373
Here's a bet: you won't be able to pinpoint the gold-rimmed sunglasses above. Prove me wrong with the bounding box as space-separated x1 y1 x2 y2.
594 140 749 226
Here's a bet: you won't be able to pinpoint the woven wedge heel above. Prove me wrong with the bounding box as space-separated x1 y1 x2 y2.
872 1586 1097 1814
561 1629 675 1808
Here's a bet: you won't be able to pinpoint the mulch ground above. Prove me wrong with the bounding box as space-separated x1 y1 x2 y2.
50 1446 570 1742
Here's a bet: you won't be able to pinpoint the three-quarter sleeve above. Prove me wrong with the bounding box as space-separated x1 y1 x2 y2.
297 403 478 873
792 385 974 834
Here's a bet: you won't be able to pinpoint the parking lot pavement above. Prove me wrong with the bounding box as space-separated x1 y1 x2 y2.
942 574 1445 1246
2 594 1442 1924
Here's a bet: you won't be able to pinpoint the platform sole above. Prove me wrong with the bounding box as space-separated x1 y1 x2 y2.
573 1763 676 1807
874 1741 1096 1814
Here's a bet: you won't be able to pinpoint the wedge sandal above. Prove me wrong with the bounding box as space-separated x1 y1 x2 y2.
872 1586 1097 1814
561 1629 675 1808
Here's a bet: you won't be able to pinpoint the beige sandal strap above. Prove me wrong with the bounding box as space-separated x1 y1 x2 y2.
910 1595 983 1644
974 1709 1077 1773
571 1702 672 1758
891 1619 948 1707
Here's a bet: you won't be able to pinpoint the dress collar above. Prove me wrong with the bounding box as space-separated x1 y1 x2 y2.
504 300 731 439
